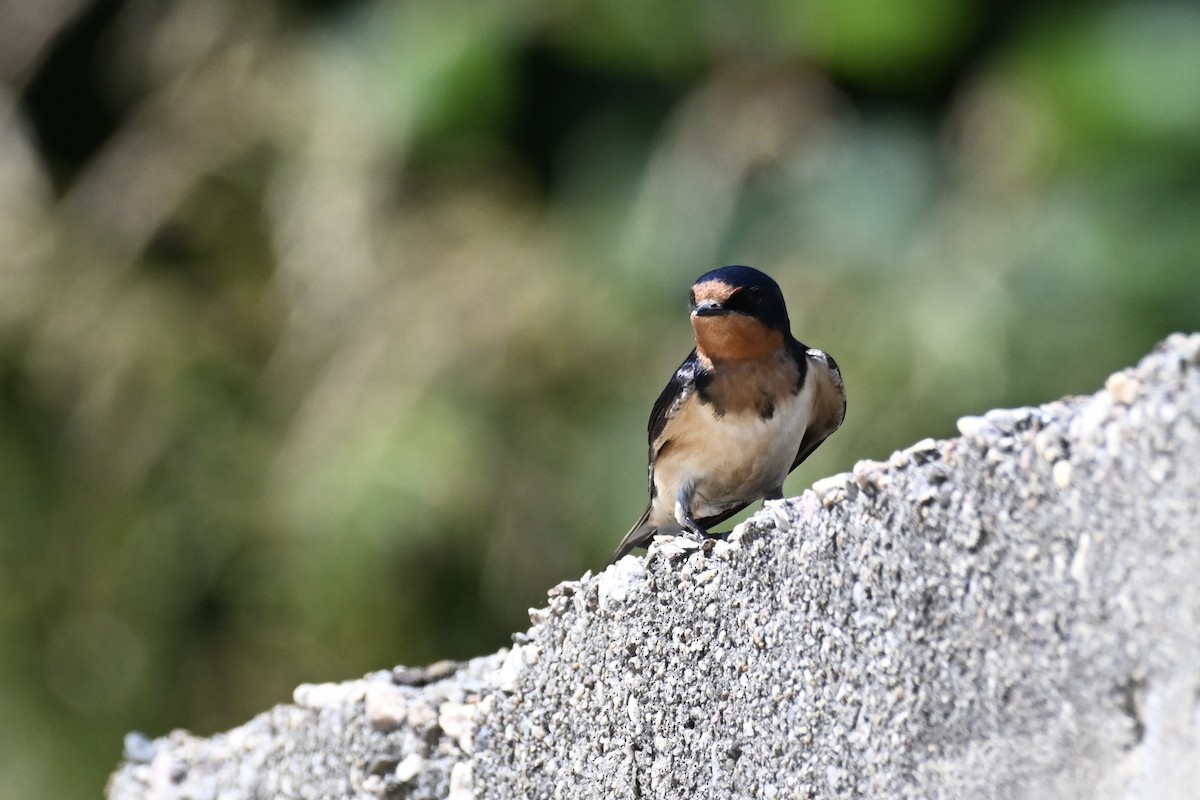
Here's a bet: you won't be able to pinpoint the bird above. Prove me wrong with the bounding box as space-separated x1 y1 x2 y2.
609 265 845 564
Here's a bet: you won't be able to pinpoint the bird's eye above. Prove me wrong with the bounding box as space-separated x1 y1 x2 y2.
729 287 760 311
689 290 696 305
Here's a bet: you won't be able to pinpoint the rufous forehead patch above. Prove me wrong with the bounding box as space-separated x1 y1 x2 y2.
691 279 737 305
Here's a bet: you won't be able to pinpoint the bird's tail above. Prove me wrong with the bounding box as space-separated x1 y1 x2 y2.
608 506 656 565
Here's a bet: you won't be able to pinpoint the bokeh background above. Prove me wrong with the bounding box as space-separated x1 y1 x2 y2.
1 0 1198 796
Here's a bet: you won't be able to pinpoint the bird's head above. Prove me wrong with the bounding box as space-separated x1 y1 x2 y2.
688 266 791 363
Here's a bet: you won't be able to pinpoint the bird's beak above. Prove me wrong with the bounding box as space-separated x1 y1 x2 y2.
692 300 728 317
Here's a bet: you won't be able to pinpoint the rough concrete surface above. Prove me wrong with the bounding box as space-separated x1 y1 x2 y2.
107 334 1200 800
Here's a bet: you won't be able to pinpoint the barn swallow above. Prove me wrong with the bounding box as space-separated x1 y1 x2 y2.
609 265 846 564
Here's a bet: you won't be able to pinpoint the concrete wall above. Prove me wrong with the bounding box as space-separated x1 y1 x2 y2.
108 334 1200 800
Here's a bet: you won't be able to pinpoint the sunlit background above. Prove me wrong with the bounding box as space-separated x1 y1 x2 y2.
1 0 1198 795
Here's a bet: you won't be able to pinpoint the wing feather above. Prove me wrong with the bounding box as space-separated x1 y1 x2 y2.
644 350 700 495
791 347 846 472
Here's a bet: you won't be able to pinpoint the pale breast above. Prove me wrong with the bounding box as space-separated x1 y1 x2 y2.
652 371 815 520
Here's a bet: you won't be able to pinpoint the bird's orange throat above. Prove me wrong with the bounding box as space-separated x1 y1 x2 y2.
691 314 784 364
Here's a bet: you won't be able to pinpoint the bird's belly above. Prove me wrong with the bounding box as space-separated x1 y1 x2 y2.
652 384 813 520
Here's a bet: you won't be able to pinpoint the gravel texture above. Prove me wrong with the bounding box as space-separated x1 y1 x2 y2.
108 334 1200 800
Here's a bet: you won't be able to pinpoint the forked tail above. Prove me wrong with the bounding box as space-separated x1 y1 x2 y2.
608 505 655 565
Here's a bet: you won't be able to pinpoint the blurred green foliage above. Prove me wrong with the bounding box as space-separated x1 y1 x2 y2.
0 0 1197 796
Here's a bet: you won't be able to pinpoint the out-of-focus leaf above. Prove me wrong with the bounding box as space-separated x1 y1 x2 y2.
1013 3 1200 164
764 0 981 85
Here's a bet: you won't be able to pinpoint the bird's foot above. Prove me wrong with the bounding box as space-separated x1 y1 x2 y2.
682 525 730 547
680 513 708 542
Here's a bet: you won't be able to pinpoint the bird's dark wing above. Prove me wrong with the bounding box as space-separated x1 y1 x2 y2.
644 350 700 494
648 350 699 444
610 352 703 564
790 346 846 472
